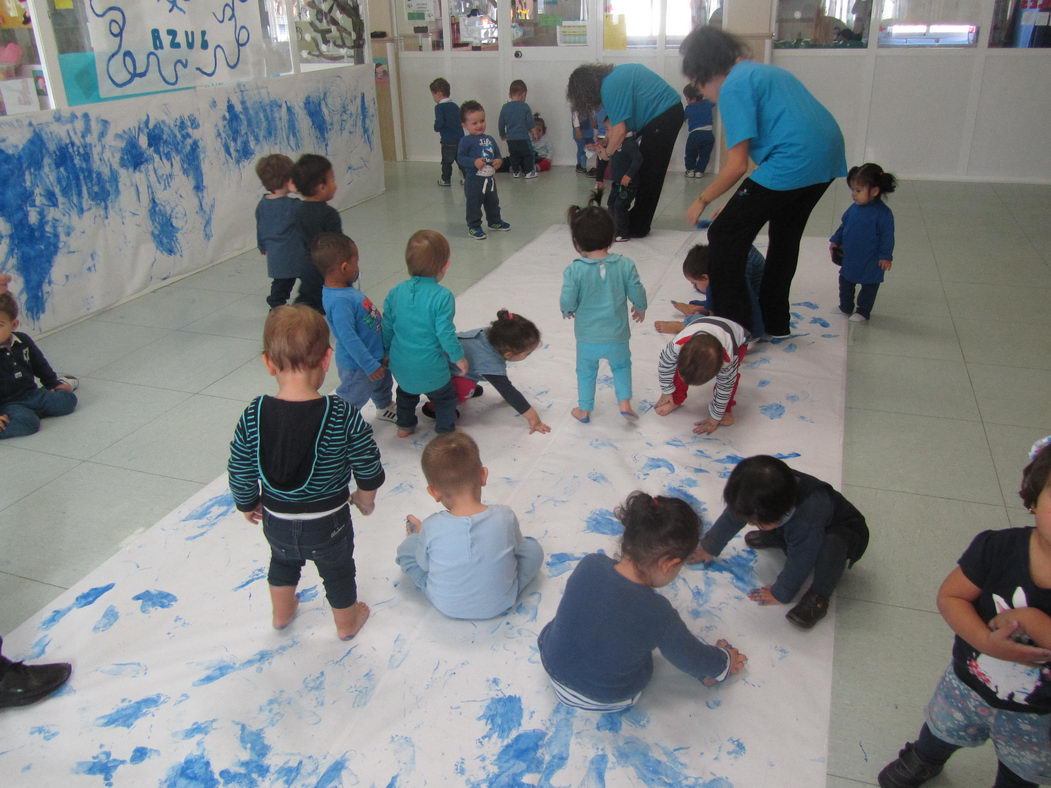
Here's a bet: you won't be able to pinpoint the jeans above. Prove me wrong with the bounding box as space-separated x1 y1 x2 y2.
0 388 77 439
607 184 635 239
396 379 457 433
685 129 715 173
268 278 296 309
464 175 502 230
506 139 534 174
707 178 830 335
439 141 459 183
263 504 357 608
839 275 880 318
575 341 632 411
629 103 685 238
336 366 393 411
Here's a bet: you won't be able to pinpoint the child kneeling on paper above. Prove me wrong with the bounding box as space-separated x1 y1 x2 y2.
396 431 543 619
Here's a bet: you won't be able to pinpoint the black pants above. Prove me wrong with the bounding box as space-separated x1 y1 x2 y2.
608 184 635 239
839 275 880 318
268 277 296 309
294 264 325 314
762 526 853 597
506 139 534 174
396 380 457 433
914 724 1037 788
707 178 830 335
439 142 459 183
263 505 356 608
629 102 685 238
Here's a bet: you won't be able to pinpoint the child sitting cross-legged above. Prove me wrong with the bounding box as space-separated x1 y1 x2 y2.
691 455 870 629
538 492 747 711
396 431 544 620
227 305 384 640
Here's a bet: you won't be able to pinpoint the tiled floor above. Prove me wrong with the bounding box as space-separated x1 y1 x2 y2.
2 163 1049 786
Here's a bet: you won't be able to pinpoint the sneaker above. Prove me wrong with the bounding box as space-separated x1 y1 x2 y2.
487 221 511 232
848 313 868 323
471 384 483 398
523 170 538 179
575 165 587 175
877 742 944 788
437 178 451 187
0 657 72 708
376 406 397 423
58 375 79 391
614 235 629 243
422 402 460 420
839 307 853 316
694 171 707 179
744 529 782 549
511 170 521 178
785 589 830 628
468 227 487 240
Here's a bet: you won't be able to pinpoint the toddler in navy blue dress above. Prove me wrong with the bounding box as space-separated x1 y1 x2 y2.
830 163 896 323
538 492 747 711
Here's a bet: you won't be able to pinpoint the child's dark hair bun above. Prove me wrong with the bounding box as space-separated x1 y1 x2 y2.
567 202 615 252
488 309 541 356
617 491 700 567
848 163 897 197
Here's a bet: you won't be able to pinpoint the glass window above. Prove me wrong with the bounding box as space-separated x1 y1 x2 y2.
513 0 589 47
666 0 718 48
443 0 498 50
293 0 368 63
0 1 48 114
876 0 980 46
604 0 658 49
989 0 1051 47
774 0 871 47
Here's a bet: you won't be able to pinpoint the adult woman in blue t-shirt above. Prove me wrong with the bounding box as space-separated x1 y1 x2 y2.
567 63 684 239
680 26 847 337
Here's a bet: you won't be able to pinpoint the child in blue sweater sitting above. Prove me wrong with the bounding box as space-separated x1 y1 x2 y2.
430 77 463 187
313 233 396 423
457 100 510 241
538 492 747 711
560 203 647 423
397 431 544 619
829 163 896 323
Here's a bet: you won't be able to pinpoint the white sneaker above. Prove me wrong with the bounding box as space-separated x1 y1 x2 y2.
848 313 868 323
376 406 398 423
59 375 79 391
524 170 538 179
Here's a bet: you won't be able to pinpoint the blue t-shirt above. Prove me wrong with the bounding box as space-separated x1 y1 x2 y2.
322 286 385 376
719 61 846 191
498 100 534 140
600 64 680 133
685 99 714 131
538 554 729 703
830 200 895 285
255 195 309 279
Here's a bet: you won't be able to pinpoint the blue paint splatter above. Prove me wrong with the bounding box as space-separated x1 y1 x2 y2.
129 747 158 764
41 583 116 630
176 719 217 739
273 759 305 787
597 712 623 733
296 585 319 603
744 356 771 369
589 439 615 450
303 95 330 149
614 736 722 787
161 752 219 788
821 333 840 338
585 509 622 536
30 725 59 740
218 724 271 786
705 699 722 709
95 693 168 729
132 590 177 613
303 671 325 694
639 457 675 477
359 93 375 150
538 705 575 784
809 316 830 327
792 301 819 309
350 670 377 708
487 729 546 783
786 394 800 402
759 402 785 419
546 552 586 577
584 753 608 787
182 492 236 541
666 485 706 515
783 343 798 352
194 641 296 686
757 379 771 387
388 635 409 669
73 750 126 787
478 695 523 741
727 737 746 757
97 662 147 678
315 755 350 788
146 187 183 256
93 605 119 633
233 567 267 591
773 451 802 461
587 471 609 485
708 550 760 595
514 591 540 622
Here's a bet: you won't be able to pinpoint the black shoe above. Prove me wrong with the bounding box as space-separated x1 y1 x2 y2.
471 384 483 399
421 402 459 420
785 589 830 629
0 658 72 708
575 165 587 175
877 742 944 788
744 529 781 549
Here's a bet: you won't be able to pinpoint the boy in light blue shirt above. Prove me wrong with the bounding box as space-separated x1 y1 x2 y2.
397 432 543 620
382 230 466 436
313 233 396 422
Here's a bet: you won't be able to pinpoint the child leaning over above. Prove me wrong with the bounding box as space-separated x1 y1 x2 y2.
830 162 896 324
560 203 647 423
457 100 509 241
255 154 310 310
878 438 1051 788
691 455 869 629
654 314 747 435
396 431 544 619
227 306 383 640
0 292 77 440
538 492 746 711
430 77 464 188
382 230 466 437
292 154 342 314
313 233 396 423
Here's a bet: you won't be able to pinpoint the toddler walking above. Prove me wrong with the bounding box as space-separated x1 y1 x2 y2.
830 162 896 323
293 154 342 314
560 204 647 423
227 306 383 640
396 432 544 619
538 492 746 711
254 154 309 309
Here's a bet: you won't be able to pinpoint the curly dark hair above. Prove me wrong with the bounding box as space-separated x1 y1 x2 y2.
723 456 798 524
487 310 540 356
566 64 614 115
1020 442 1051 511
680 26 750 86
617 491 700 569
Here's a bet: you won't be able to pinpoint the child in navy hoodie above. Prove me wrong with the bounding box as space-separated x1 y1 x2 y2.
498 79 536 178
430 77 463 187
457 100 509 241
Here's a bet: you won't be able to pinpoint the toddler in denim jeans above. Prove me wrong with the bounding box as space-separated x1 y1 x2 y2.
227 305 385 640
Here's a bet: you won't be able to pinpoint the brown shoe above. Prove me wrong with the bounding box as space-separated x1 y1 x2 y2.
785 589 829 628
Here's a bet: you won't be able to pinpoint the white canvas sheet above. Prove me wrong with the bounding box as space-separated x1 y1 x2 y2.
0 229 847 787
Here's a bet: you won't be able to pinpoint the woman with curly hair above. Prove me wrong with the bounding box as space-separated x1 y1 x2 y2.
566 63 683 239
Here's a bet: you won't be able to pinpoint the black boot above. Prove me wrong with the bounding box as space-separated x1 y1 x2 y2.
785 588 830 628
877 742 944 787
0 657 72 709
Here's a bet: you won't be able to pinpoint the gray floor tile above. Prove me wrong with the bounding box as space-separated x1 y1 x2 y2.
983 422 1051 511
0 572 67 636
955 317 1051 371
944 281 1051 326
846 354 978 421
0 463 200 588
181 293 271 341
866 278 950 319
93 285 246 329
934 249 1049 287
843 409 1002 504
845 312 963 362
34 318 170 378
167 252 272 295
0 447 80 510
968 364 1051 428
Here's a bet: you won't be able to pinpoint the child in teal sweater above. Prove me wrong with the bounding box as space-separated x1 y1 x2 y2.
560 204 647 423
382 230 467 437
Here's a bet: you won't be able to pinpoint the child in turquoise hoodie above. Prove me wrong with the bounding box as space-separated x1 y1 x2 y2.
560 204 647 423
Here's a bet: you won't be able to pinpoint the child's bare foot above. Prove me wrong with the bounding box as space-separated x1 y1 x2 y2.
654 320 685 335
671 300 691 315
269 585 298 630
720 412 735 427
654 394 681 417
618 400 638 419
571 407 590 424
396 427 415 438
333 601 370 640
